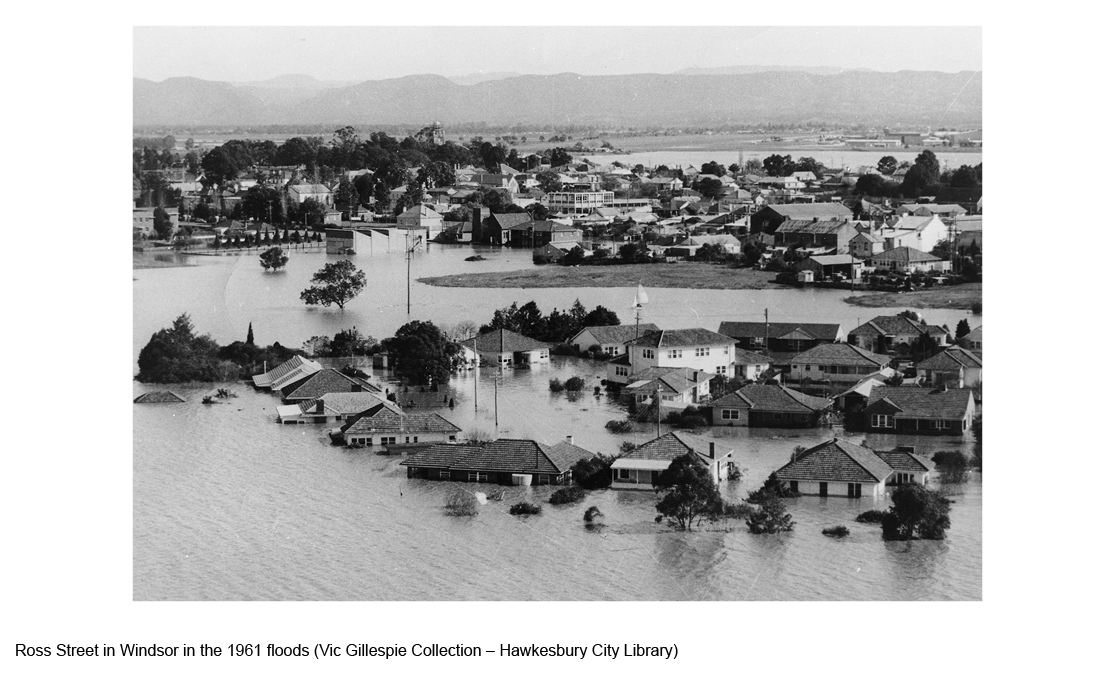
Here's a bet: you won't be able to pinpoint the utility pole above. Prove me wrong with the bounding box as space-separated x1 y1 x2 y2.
494 375 499 436
473 356 479 413
764 308 770 355
656 383 662 438
405 236 422 315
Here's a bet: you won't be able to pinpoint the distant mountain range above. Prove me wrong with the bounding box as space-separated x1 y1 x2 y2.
133 70 982 128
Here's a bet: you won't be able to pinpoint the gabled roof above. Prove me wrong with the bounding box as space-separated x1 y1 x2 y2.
758 203 854 219
401 439 593 475
134 390 186 403
289 184 332 195
774 438 893 483
280 368 381 401
252 355 321 389
718 321 843 342
915 347 982 371
712 383 833 413
789 342 892 368
611 432 732 471
307 392 387 416
874 449 934 473
629 328 736 349
569 323 660 346
509 220 579 233
848 315 942 338
887 215 940 232
461 329 551 354
341 404 460 435
486 212 532 230
865 387 974 419
869 246 942 264
806 254 859 266
626 367 713 395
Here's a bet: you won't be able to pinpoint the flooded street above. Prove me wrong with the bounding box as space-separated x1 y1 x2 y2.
133 246 981 600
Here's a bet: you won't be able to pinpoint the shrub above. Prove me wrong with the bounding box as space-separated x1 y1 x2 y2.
716 500 755 519
727 463 744 481
745 492 795 534
933 450 970 484
823 525 850 538
619 441 637 453
855 510 888 524
971 301 982 315
663 405 707 428
509 502 541 516
746 472 800 502
583 506 604 523
571 453 616 489
549 378 565 392
564 376 586 392
605 419 633 433
880 484 951 540
549 486 586 505
445 492 479 517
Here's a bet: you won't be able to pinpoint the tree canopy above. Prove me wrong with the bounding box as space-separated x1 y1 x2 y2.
382 321 462 384
654 452 724 530
881 483 951 540
259 246 288 271
300 260 367 310
136 314 239 383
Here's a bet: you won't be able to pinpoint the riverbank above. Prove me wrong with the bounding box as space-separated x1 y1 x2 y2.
843 283 982 310
418 263 785 290
132 251 196 269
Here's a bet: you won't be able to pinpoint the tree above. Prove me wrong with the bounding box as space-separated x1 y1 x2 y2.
901 165 934 196
881 483 951 540
524 202 551 220
877 156 898 175
955 319 971 341
950 164 980 189
200 146 240 186
562 246 586 266
300 260 367 310
763 154 793 177
654 452 724 530
549 147 573 167
693 177 724 200
536 171 562 193
700 161 727 177
914 150 941 183
259 246 289 271
382 321 462 384
246 322 254 345
582 305 620 327
743 158 763 174
618 242 641 263
136 313 239 383
152 207 174 240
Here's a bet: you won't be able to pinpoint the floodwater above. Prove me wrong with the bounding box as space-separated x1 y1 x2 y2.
133 246 981 600
594 149 982 173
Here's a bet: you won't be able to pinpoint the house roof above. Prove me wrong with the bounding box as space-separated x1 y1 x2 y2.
341 404 460 435
569 323 660 346
789 342 892 367
735 349 773 365
869 246 942 264
626 367 713 395
851 231 884 244
915 347 982 370
487 212 532 230
759 203 854 219
865 387 974 420
775 219 852 235
401 439 593 475
252 355 321 389
848 315 946 338
806 254 859 266
306 392 387 416
629 328 736 349
280 368 381 401
774 438 893 484
461 329 551 354
712 383 833 413
717 321 843 342
134 390 186 403
509 220 579 233
289 184 332 195
888 215 939 232
611 432 732 472
874 449 934 473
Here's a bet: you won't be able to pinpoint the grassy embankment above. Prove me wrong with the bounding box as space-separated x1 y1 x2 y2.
418 264 783 290
843 283 982 310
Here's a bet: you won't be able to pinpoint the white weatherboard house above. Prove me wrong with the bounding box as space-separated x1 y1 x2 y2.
773 438 895 498
626 328 737 377
568 323 659 358
611 432 733 490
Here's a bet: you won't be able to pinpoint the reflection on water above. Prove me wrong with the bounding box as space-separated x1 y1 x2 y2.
133 245 980 600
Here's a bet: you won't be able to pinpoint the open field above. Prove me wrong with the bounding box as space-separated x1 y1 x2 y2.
417 263 784 290
843 283 982 311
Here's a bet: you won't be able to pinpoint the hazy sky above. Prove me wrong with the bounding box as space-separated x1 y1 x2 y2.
134 26 981 82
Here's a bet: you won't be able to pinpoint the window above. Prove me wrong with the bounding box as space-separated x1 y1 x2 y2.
805 365 811 372
716 366 727 375
696 347 709 357
722 409 740 420
790 481 798 493
439 470 451 479
404 437 410 444
817 365 825 372
616 366 627 377
619 469 630 479
388 437 397 444
467 472 487 483
662 394 676 402
413 436 418 443
871 415 895 429
668 349 681 359
643 349 655 359
448 435 456 441
847 483 862 498
935 419 951 430
380 437 389 445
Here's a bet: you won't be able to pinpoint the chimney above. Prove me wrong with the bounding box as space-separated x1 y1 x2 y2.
709 442 716 459
566 435 574 445
315 399 324 415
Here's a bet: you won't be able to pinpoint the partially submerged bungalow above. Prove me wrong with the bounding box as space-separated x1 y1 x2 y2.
458 329 551 366
134 391 186 403
276 391 386 424
279 368 383 403
773 438 895 498
401 438 593 486
610 432 733 490
338 402 461 451
864 387 976 436
709 384 832 427
252 355 321 392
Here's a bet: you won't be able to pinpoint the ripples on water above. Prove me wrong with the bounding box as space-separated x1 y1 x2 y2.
134 248 980 600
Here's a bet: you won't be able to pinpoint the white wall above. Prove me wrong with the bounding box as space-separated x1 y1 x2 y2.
629 343 734 376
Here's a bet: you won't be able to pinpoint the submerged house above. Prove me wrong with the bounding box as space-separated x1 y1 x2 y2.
709 384 832 427
610 432 733 490
337 402 461 450
401 437 593 485
252 355 322 392
717 321 844 353
279 368 382 403
568 323 659 357
276 391 386 424
874 448 935 485
458 329 551 366
773 438 895 498
787 343 893 386
623 367 713 409
847 315 950 354
863 387 976 436
915 346 983 388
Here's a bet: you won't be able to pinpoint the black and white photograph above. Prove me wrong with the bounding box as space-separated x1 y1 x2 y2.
130 25 984 601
